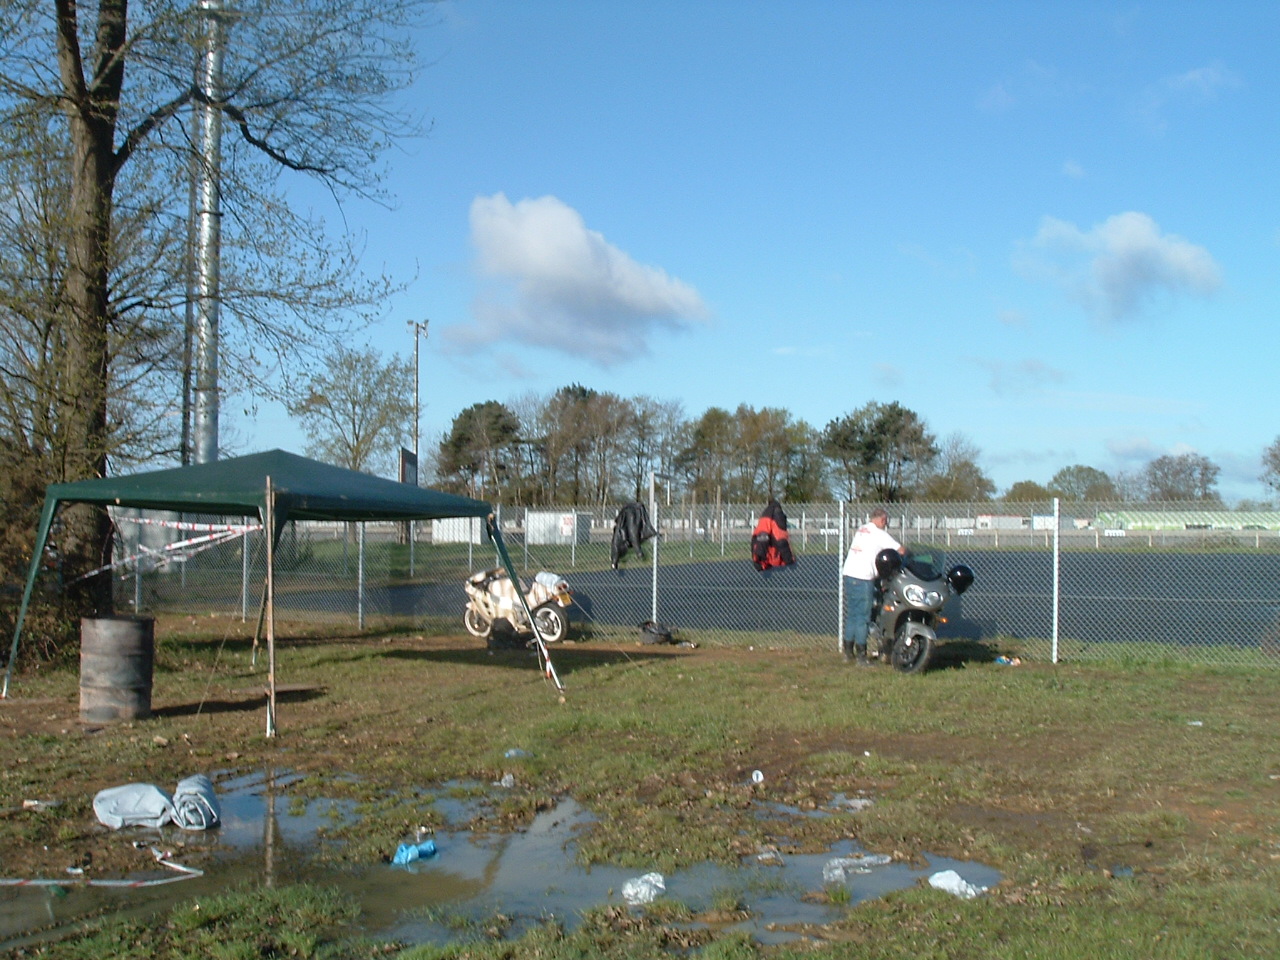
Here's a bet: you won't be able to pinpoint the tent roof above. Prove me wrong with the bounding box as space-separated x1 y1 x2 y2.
43 449 491 522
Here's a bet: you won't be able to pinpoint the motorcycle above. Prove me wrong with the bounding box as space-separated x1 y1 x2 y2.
463 568 573 644
866 547 973 673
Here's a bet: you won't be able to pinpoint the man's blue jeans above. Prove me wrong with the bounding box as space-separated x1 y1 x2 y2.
843 576 874 651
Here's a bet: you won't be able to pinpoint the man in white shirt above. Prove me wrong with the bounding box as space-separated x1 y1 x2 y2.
841 507 905 665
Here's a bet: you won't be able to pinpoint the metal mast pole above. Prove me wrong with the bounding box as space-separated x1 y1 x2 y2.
408 320 429 466
407 320 428 575
192 0 228 463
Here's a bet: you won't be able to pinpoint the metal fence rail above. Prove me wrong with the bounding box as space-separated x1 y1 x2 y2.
109 499 1280 668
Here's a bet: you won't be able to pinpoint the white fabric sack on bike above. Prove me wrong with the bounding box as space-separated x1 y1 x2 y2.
534 571 566 590
93 782 176 829
172 774 221 830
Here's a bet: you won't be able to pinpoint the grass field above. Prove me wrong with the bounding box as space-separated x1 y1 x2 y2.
2 616 1278 958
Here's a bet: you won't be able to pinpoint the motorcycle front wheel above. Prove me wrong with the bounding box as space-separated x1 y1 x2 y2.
890 626 934 674
531 602 569 643
463 607 493 639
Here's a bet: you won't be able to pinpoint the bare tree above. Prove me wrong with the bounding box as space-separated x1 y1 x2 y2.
675 407 735 506
1262 437 1280 495
1144 452 1221 503
1050 464 1119 502
919 433 994 502
0 0 431 613
288 345 414 476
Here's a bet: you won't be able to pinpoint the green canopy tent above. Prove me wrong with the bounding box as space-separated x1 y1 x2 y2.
3 450 563 730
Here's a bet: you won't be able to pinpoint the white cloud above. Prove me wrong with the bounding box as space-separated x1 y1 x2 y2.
977 358 1066 395
1061 159 1085 179
449 193 709 365
873 362 903 388
997 308 1028 327
1136 62 1242 133
1018 211 1221 321
1164 63 1240 103
978 82 1016 112
1106 435 1161 464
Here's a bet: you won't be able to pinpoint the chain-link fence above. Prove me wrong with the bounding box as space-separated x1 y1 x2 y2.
110 499 1280 667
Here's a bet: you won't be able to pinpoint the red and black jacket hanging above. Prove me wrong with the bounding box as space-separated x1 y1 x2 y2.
751 498 796 571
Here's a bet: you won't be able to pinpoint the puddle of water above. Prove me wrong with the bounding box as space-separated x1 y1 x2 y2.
0 772 1001 950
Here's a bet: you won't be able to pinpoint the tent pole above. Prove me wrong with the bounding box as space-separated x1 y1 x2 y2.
3 496 60 698
250 576 267 668
487 514 563 693
265 477 277 736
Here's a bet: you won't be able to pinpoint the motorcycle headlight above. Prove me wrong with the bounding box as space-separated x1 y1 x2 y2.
903 584 943 607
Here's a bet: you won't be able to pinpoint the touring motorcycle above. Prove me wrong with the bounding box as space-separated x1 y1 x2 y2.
463 568 573 644
867 547 974 673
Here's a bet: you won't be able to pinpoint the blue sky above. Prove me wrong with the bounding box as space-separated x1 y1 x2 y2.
239 1 1280 502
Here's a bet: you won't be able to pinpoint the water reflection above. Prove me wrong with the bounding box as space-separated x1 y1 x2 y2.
0 772 1000 950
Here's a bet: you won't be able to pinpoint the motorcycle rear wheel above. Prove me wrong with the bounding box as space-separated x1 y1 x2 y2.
463 607 493 639
890 627 934 674
532 602 569 643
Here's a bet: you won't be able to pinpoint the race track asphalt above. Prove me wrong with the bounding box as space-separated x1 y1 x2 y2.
273 549 1280 651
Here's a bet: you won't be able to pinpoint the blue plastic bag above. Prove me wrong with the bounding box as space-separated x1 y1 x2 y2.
392 839 437 865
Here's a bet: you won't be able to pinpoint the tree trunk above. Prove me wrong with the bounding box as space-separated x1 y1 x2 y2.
56 0 126 614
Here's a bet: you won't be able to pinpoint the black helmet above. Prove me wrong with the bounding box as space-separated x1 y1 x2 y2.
874 548 901 578
946 564 974 595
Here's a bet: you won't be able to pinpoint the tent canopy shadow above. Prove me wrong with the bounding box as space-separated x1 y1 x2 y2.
152 686 326 718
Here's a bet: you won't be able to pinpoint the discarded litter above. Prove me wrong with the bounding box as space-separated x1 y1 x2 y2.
495 773 516 789
1 846 204 889
392 839 438 866
504 748 533 759
823 854 893 883
1186 720 1204 727
173 774 221 829
21 799 59 811
928 869 987 899
93 775 221 831
994 656 1021 666
752 770 765 784
835 796 874 813
622 872 665 905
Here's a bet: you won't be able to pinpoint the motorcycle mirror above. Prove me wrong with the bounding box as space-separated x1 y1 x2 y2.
945 564 974 595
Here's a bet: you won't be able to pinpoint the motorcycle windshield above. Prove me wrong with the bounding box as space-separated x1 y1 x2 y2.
902 547 945 581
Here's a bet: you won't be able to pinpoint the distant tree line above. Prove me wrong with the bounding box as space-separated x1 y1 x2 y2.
394 381 1270 509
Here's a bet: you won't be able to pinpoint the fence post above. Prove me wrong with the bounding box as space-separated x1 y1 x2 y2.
650 472 660 623
357 522 365 631
241 528 250 622
1052 497 1060 664
837 501 846 654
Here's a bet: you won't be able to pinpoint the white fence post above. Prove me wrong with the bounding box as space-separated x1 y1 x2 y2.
837 500 846 653
1052 497 1060 664
357 522 365 630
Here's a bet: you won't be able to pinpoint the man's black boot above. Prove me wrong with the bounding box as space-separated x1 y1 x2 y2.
854 645 870 666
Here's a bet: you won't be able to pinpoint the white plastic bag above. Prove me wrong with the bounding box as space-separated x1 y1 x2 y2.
172 774 221 830
622 872 665 905
928 869 987 899
93 783 175 829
